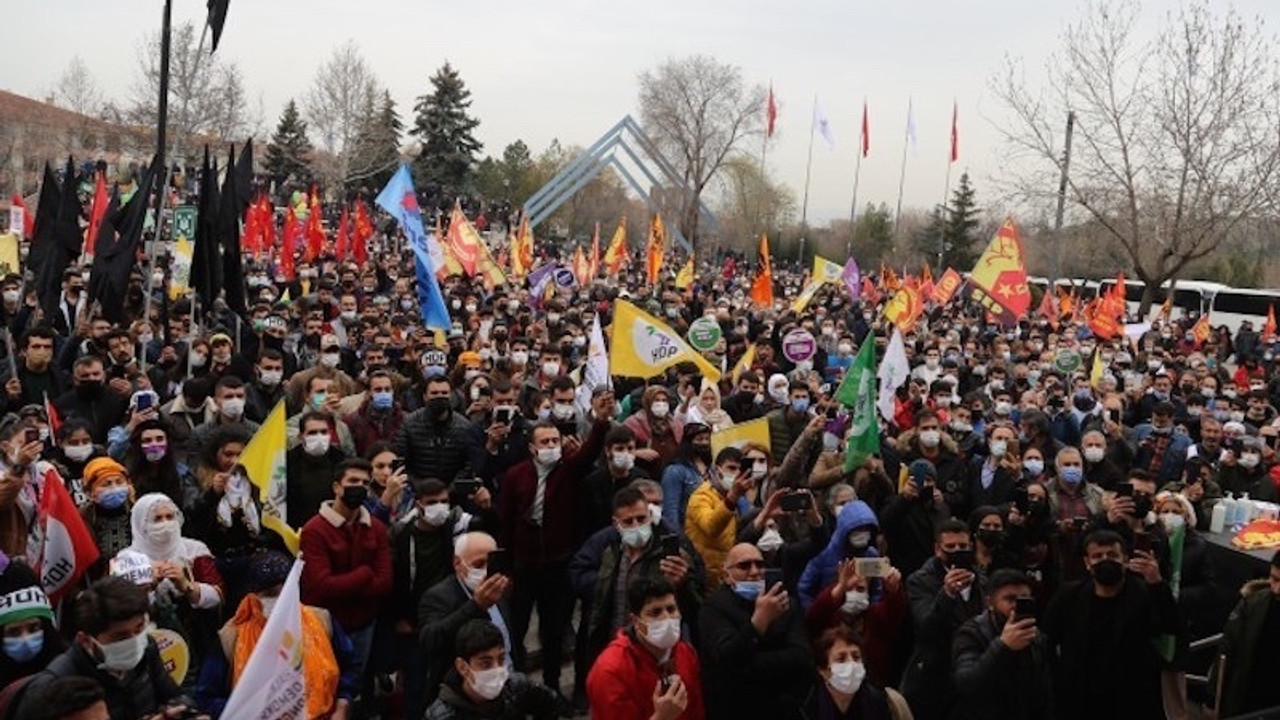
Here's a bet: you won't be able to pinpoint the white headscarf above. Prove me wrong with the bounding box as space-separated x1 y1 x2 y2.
125 493 207 562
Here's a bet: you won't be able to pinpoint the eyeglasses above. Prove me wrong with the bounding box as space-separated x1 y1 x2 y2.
730 559 766 571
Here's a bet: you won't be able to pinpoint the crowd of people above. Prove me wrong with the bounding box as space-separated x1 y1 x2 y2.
0 209 1276 720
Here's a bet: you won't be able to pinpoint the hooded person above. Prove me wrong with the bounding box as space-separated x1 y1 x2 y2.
796 501 882 610
0 557 64 688
623 385 685 475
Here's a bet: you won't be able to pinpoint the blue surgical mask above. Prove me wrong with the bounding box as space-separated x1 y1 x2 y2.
732 579 765 602
1060 467 1084 486
311 392 327 411
96 486 130 510
3 630 43 663
790 398 810 414
370 390 394 411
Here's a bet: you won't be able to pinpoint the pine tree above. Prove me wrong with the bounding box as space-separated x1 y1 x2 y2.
348 90 403 194
410 62 482 199
941 172 981 270
911 206 946 265
264 99 313 188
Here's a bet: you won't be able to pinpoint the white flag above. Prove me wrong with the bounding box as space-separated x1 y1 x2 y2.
576 314 611 413
8 207 24 240
905 98 918 155
877 328 910 423
813 98 835 150
220 559 307 720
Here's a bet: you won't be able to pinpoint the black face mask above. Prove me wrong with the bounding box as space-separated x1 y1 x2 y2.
1027 500 1048 517
1091 558 1125 587
76 381 104 400
976 528 1005 548
694 446 711 462
305 334 321 348
340 485 368 510
1133 494 1154 518
427 397 451 418
263 335 284 351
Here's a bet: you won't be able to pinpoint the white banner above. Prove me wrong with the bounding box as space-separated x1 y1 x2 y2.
219 559 306 719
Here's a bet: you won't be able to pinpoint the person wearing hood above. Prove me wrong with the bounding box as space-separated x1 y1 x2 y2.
797 500 882 610
624 385 685 476
678 379 732 433
0 558 65 689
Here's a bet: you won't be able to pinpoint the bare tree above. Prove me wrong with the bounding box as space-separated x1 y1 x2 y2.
128 21 251 161
715 155 796 254
638 55 765 251
305 41 379 185
992 0 1280 313
51 56 104 117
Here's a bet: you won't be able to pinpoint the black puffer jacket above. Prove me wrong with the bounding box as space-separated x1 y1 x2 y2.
423 670 557 720
393 408 480 484
951 610 1053 720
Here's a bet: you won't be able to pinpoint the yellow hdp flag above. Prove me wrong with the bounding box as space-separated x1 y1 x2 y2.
791 281 824 313
675 255 695 290
240 402 300 555
646 214 666 286
1089 348 1104 389
611 300 721 382
731 344 756 385
812 255 845 285
475 237 507 290
711 417 771 458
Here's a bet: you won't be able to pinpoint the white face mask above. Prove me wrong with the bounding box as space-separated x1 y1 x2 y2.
989 440 1008 458
648 503 663 526
511 351 528 366
1240 452 1261 469
64 444 94 463
420 502 450 527
536 447 562 465
552 403 576 421
321 352 341 368
612 452 635 471
840 589 870 616
259 369 283 387
462 566 487 592
147 519 180 544
468 665 509 701
220 398 245 418
827 660 866 695
642 617 682 651
303 433 330 456
919 430 941 448
1083 446 1106 463
541 361 561 377
620 522 653 549
757 528 784 553
649 401 670 418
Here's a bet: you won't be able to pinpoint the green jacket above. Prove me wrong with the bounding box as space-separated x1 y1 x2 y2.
587 536 702 661
1217 579 1276 717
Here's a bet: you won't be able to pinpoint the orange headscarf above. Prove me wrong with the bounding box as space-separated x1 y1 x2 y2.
230 594 340 719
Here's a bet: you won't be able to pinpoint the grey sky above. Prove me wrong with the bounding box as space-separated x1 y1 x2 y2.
5 0 1279 224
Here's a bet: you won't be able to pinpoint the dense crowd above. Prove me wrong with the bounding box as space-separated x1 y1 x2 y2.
0 223 1276 720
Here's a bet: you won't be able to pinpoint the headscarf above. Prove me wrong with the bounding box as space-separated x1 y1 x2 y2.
82 457 131 499
126 493 191 562
216 471 261 535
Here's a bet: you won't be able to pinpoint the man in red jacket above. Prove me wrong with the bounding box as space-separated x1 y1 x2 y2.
300 457 393 685
497 417 609 701
586 577 704 720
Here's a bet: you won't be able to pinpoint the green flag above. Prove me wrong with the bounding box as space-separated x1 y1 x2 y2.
843 338 881 472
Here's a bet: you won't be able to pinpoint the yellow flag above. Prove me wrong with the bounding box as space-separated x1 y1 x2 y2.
812 255 845 284
675 256 695 289
711 417 771 458
610 300 721 382
0 235 18 276
240 402 300 555
731 344 756 385
1089 348 1104 389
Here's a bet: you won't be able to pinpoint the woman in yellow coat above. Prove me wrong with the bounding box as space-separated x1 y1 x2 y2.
684 446 751 593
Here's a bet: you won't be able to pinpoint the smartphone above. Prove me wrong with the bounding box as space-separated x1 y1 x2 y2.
1133 532 1154 554
136 393 154 411
1115 482 1134 498
453 478 482 496
764 568 784 589
824 405 839 421
855 557 891 578
391 458 405 474
779 492 813 512
948 548 976 571
660 534 681 558
486 549 512 578
1014 597 1037 622
1071 516 1089 531
23 428 39 445
1010 487 1030 515
494 406 514 425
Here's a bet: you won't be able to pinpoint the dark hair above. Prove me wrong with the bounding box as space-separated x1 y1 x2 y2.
612 486 647 513
198 425 252 473
1083 529 1125 555
364 442 394 461
103 328 131 345
987 568 1033 595
32 676 106 720
549 376 576 393
627 576 676 615
298 411 330 433
21 325 55 349
605 425 636 447
367 369 392 385
935 518 971 541
454 619 505 660
491 379 514 396
213 374 245 393
59 418 94 442
1271 549 1280 570
71 355 103 374
258 348 284 363
714 446 743 467
334 458 373 484
813 625 862 670
737 370 761 387
414 478 448 498
74 577 150 635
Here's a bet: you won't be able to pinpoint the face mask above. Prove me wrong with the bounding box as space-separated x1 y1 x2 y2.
994 401 1012 416
791 398 810 414
371 390 394 410
1240 452 1261 469
220 398 245 418
1083 446 1105 463
1159 512 1185 533
463 566 487 592
148 519 180 545
311 392 328 411
1091 558 1125 587
421 502 451 527
952 420 973 434
612 452 635 471
649 401 670 418
536 447 562 465
64 444 94 463
648 503 663 526
212 350 232 365
1230 411 1246 424
770 386 789 404
303 433 330 456
642 617 682 651
427 397 451 417
827 660 866 695
1059 466 1083 486
1 290 19 305
511 351 528 365
977 528 1005 547
552 403 576 421
340 485 368 509
97 486 130 510
547 313 562 324
76 381 104 401
848 530 871 551
190 352 208 368
620 522 653 549
541 361 561 377
840 590 870 616
142 442 167 462
1023 459 1044 476
919 430 941 448
757 528 784 553
732 579 765 602
988 440 1007 458
321 352 341 369
3 630 43 663
95 630 149 672
837 343 853 354
468 665 509 701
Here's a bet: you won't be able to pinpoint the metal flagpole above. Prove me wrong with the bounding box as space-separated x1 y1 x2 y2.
799 95 817 263
938 160 953 271
847 105 865 258
893 100 911 236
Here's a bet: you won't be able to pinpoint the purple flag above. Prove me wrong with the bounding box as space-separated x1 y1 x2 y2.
527 263 558 311
842 257 861 299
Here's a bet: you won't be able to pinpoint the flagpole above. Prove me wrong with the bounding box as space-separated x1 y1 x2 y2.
893 98 911 237
937 99 956 272
799 95 817 263
847 100 865 259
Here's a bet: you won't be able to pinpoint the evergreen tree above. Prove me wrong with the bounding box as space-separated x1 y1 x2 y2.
348 90 403 193
851 203 895 267
264 99 313 188
410 62 482 199
941 172 981 270
911 206 946 265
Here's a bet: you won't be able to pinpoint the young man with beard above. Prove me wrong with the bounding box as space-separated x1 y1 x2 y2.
1042 529 1181 720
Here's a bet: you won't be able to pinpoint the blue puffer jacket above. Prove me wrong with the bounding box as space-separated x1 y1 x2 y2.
661 462 703 531
797 500 880 609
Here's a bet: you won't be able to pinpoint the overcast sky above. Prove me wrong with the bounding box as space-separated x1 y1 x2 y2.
5 0 1280 225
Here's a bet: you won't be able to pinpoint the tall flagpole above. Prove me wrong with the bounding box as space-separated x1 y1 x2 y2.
893 97 912 236
937 99 956 271
847 98 866 258
758 82 771 236
799 95 817 263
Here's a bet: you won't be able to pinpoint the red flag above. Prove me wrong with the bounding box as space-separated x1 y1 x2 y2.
43 392 60 440
35 467 99 603
767 85 778 138
85 170 109 249
1265 305 1277 343
1037 289 1059 330
335 205 350 261
861 101 870 158
304 192 325 262
352 199 373 267
10 194 34 238
1192 314 1212 347
931 268 962 305
749 234 774 308
281 206 298 280
950 101 959 163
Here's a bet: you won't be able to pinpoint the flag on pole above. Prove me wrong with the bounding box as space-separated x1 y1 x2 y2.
240 402 299 554
589 222 600 280
218 558 307 719
1192 313 1211 347
583 313 610 393
1265 305 1276 343
84 170 109 253
445 204 482 277
604 217 628 274
965 218 1030 326
610 300 721 381
932 268 962 305
375 164 451 330
750 234 773 307
711 418 772 459
860 101 870 158
767 85 778 138
876 328 911 424
646 214 666 286
43 392 60 439
511 214 534 280
835 339 880 473
280 206 297 280
352 199 373 266
731 344 756 385
949 101 959 162
34 467 99 603
674 255 695 290
206 0 232 53
906 98 918 154
814 98 835 150
573 246 591 287
1090 347 1105 389
842 257 861 300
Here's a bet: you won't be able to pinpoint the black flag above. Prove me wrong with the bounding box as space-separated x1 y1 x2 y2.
26 163 61 279
89 156 160 324
35 157 83 330
207 0 231 53
219 144 246 318
189 147 223 307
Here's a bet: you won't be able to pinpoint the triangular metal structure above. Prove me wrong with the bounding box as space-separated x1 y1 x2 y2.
522 115 718 251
